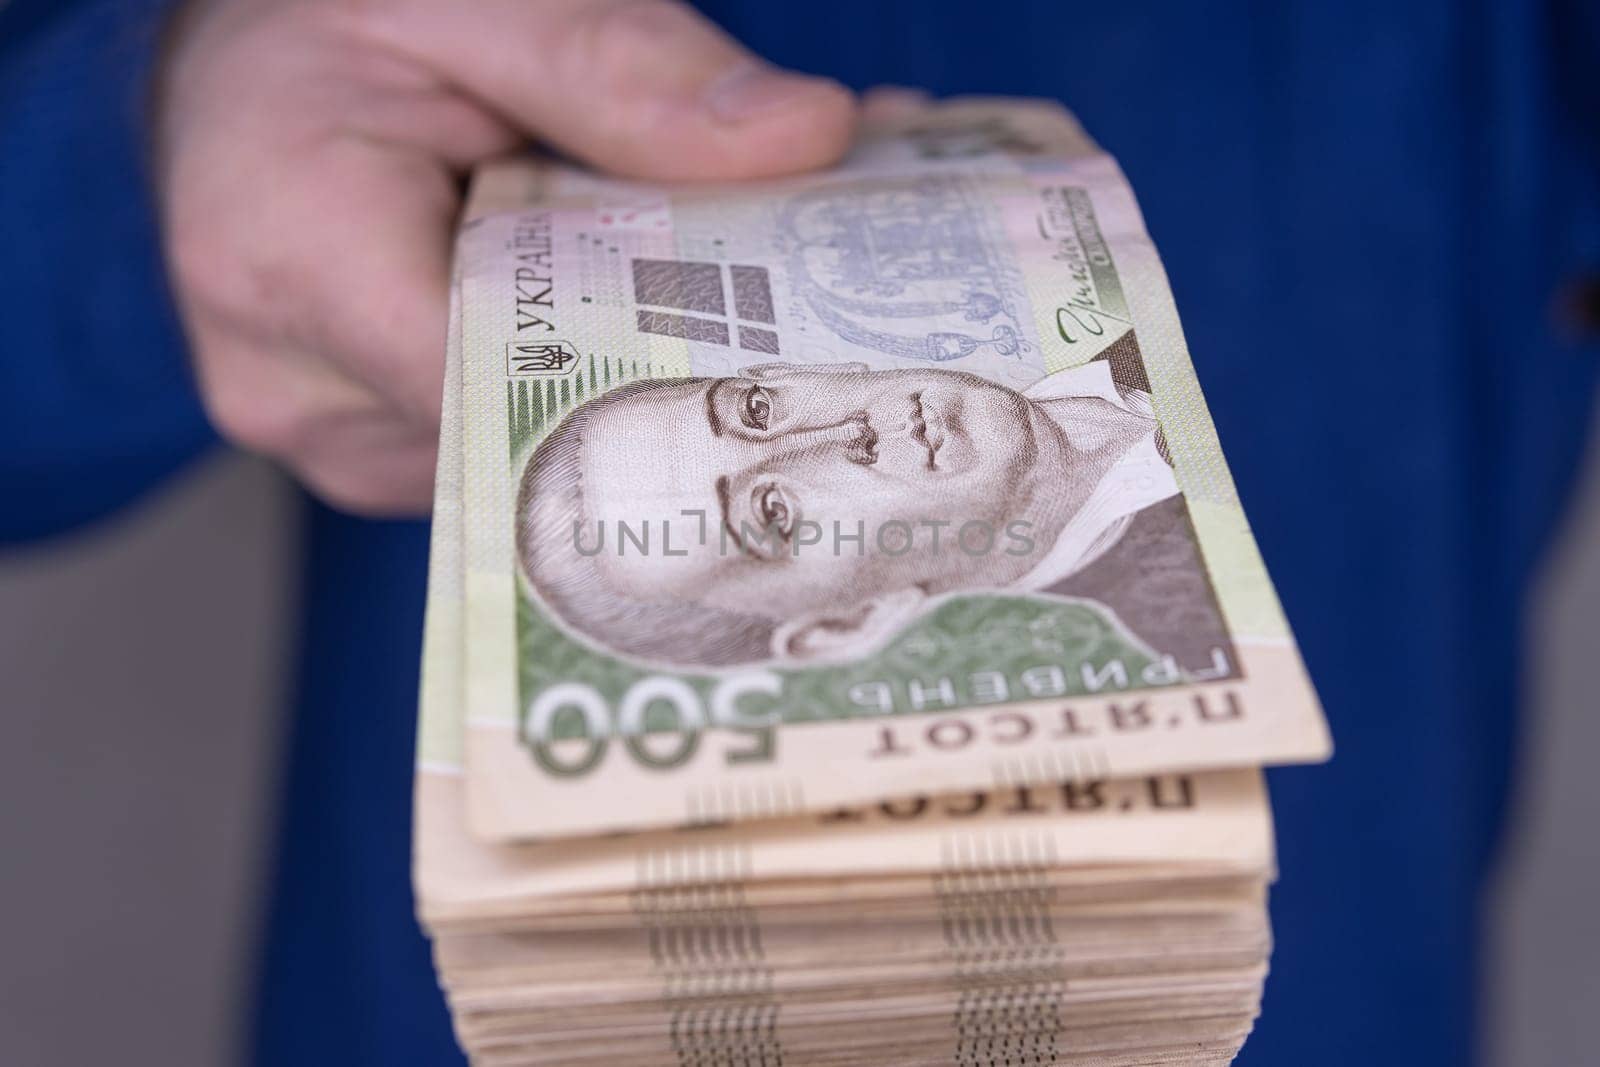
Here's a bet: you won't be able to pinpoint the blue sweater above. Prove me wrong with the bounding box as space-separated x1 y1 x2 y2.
4 1 1597 1064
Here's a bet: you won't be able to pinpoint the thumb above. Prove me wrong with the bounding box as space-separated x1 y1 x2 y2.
374 0 857 180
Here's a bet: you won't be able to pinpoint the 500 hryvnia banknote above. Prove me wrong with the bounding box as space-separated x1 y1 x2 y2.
452 99 1331 841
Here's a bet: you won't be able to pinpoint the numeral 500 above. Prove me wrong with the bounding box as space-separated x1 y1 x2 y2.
521 672 783 777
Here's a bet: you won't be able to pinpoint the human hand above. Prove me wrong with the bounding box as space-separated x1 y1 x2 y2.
157 0 855 514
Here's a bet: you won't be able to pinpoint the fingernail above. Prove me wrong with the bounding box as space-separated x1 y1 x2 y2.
704 62 836 124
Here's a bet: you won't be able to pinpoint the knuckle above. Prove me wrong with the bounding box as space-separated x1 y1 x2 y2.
575 0 701 85
553 0 705 156
201 377 305 457
595 0 696 38
166 218 286 328
304 0 407 46
165 222 233 311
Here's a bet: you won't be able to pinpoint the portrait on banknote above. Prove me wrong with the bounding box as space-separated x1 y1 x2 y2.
513 329 1235 679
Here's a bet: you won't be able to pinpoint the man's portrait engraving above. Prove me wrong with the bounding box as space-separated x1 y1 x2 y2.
515 331 1233 673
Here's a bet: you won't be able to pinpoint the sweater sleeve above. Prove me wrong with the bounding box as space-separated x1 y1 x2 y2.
0 0 216 543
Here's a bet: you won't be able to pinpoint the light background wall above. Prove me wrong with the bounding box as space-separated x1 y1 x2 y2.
0 455 295 1067
0 410 1595 1066
1484 389 1600 1066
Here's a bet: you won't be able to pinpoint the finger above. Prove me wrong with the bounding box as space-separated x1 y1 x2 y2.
861 85 933 124
290 415 440 516
191 327 439 516
182 315 384 458
161 29 460 427
365 0 857 180
272 138 457 424
176 133 457 425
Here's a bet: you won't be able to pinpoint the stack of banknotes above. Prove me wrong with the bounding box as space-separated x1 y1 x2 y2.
415 98 1332 1066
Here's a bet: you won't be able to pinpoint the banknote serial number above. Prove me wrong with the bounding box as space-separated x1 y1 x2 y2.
818 775 1200 824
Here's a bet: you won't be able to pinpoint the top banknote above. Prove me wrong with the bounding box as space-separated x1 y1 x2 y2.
452 99 1332 841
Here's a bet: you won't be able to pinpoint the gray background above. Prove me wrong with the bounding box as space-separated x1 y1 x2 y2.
0 401 1596 1065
